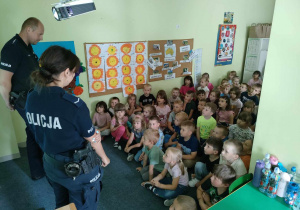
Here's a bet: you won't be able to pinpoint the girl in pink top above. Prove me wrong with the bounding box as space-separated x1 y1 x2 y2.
110 103 130 147
92 101 111 137
179 75 195 98
155 90 171 130
248 71 263 87
216 96 234 126
201 73 214 93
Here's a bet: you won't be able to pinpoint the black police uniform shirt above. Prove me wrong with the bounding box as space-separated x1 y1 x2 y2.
25 86 95 155
0 34 39 93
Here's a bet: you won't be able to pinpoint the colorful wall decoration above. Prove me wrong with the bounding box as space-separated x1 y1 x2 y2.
214 24 237 66
85 41 147 97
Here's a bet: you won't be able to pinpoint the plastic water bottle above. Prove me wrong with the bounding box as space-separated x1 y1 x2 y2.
266 167 281 198
291 167 297 182
252 160 265 187
276 172 291 197
285 182 299 206
293 171 300 210
259 162 271 193
263 153 270 164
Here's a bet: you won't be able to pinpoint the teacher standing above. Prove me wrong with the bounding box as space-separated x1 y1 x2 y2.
25 45 110 209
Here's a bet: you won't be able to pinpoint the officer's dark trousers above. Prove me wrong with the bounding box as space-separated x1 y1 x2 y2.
16 107 44 178
43 154 102 210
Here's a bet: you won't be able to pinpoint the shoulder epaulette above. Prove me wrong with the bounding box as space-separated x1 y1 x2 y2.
62 93 83 108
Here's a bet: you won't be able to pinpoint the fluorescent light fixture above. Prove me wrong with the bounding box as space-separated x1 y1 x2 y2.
52 0 96 21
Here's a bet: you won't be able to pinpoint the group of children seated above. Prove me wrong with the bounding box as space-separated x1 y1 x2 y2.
92 70 262 209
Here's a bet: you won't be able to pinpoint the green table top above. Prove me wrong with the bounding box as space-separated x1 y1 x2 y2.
209 182 290 210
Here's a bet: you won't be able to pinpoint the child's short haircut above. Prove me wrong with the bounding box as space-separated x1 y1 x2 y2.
127 93 137 102
224 139 243 155
244 100 255 109
157 90 168 105
238 111 252 125
199 99 207 103
197 89 206 96
253 70 261 77
216 125 229 137
180 120 195 133
205 102 218 114
144 84 152 89
95 101 108 113
110 97 120 105
143 104 156 116
253 83 262 89
149 115 160 123
206 137 223 155
173 100 183 106
186 90 194 96
172 87 180 92
213 164 236 185
175 112 189 122
175 195 197 210
114 103 126 112
230 87 241 98
144 128 159 144
221 78 229 84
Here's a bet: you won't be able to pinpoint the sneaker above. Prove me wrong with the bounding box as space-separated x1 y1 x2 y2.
164 199 174 207
113 142 118 147
127 153 134 161
144 182 153 191
188 177 200 187
118 145 122 150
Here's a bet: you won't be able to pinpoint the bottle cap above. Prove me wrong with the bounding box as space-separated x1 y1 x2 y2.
265 162 271 169
291 166 296 172
265 153 270 159
274 167 280 174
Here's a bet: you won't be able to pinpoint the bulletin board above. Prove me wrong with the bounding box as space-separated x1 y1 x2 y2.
147 39 194 82
84 41 147 97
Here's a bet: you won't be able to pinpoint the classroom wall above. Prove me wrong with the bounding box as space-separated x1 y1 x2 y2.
249 0 300 173
0 1 275 157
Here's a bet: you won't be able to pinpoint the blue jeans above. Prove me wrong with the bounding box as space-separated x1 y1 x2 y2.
16 107 44 178
153 177 188 199
134 149 149 165
163 134 177 148
194 162 209 180
44 154 103 210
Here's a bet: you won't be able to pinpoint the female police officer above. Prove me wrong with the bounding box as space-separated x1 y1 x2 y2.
25 45 110 209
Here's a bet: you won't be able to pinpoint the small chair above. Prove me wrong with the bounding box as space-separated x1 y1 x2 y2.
229 173 253 194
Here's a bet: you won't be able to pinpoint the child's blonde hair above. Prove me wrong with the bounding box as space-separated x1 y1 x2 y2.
233 76 240 82
133 115 146 130
180 120 195 133
224 139 243 156
166 147 185 175
175 195 197 210
172 87 180 92
143 128 159 144
220 82 231 93
143 104 156 116
173 100 183 107
175 112 188 122
127 93 137 103
144 84 152 90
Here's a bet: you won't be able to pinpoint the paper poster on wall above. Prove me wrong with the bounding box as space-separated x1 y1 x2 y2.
214 24 236 66
193 49 203 88
86 41 147 95
224 12 234 24
123 85 136 97
164 44 176 59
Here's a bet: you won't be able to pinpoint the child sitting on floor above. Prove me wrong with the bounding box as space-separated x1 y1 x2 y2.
155 90 171 130
183 90 196 120
201 72 214 93
247 70 262 87
139 84 156 108
168 87 181 109
180 75 195 98
228 111 254 142
240 83 248 93
164 112 189 148
240 139 253 172
92 101 111 138
176 120 199 169
164 100 183 135
197 164 236 209
108 96 119 117
125 93 142 120
196 77 210 98
216 96 234 126
144 147 189 207
169 195 197 210
143 104 156 126
211 125 229 142
229 87 243 120
242 100 256 131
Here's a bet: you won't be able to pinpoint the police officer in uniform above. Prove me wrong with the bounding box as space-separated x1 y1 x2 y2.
0 17 45 180
25 46 110 209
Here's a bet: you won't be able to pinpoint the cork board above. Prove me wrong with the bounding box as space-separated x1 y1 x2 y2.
84 41 147 98
147 39 194 82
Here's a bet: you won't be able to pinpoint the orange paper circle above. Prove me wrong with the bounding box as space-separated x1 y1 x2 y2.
135 43 145 53
123 76 132 85
122 54 131 64
121 43 132 54
107 45 117 55
92 81 104 92
125 85 135 95
136 54 144 64
108 78 119 88
89 45 101 56
106 68 118 78
89 56 101 68
106 56 119 67
136 75 145 85
122 65 131 75
92 69 103 79
135 65 145 74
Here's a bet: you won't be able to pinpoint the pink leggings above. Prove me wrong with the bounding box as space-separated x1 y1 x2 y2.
111 125 128 142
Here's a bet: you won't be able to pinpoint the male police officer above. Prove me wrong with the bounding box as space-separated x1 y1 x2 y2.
0 17 45 180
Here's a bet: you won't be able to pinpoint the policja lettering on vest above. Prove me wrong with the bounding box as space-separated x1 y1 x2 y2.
26 112 62 129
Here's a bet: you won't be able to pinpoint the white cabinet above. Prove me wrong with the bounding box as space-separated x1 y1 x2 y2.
242 38 269 83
